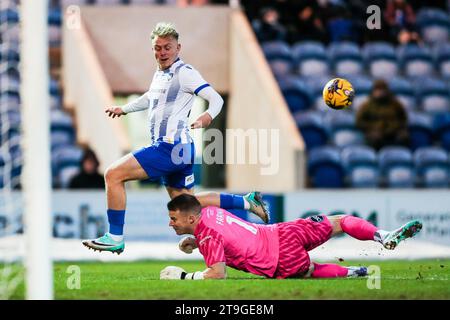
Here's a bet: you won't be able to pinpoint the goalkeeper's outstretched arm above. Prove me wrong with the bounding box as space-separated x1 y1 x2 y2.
160 262 226 280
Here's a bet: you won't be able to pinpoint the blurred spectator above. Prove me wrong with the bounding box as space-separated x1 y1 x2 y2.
69 147 105 189
356 80 409 151
290 2 327 43
384 0 420 45
252 7 287 42
326 4 359 42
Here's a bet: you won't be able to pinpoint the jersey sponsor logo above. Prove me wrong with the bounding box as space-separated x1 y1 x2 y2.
309 215 324 223
216 209 224 225
185 174 194 186
199 235 212 246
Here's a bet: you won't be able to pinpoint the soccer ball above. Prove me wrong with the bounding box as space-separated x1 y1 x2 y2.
322 78 355 110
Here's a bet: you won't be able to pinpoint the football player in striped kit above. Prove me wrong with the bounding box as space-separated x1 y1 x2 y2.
83 22 269 254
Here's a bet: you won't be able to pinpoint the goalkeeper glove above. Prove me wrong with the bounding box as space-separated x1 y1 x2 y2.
160 266 204 280
178 235 197 254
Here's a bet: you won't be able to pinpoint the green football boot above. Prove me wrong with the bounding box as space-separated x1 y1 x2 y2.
82 233 125 255
382 220 423 250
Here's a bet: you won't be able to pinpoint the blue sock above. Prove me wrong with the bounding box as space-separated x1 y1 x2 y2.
107 209 125 236
220 193 245 209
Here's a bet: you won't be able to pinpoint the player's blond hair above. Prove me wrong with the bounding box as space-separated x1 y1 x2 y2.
151 22 179 41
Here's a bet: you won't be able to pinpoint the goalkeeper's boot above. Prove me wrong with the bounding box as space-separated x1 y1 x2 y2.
244 191 270 224
347 266 368 278
381 220 422 250
82 233 125 255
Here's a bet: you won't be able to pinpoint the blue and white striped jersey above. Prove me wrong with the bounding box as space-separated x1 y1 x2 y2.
122 58 210 144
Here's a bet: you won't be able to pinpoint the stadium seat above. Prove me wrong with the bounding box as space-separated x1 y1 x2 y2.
51 145 83 186
0 91 20 112
262 41 294 77
416 8 449 45
300 75 333 111
0 110 21 140
341 145 379 188
324 110 364 148
48 8 62 47
414 146 450 188
0 43 20 62
59 165 81 188
294 111 328 150
407 111 434 151
415 77 450 113
292 41 329 77
434 43 450 79
362 42 398 79
433 112 450 152
262 41 292 62
50 109 75 137
398 44 434 78
345 75 372 112
0 8 19 24
378 146 415 188
51 131 75 151
278 76 313 113
388 77 416 111
50 78 60 97
307 146 345 188
328 42 363 77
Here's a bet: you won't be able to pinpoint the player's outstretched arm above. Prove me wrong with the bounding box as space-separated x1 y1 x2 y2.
160 262 226 280
105 106 126 118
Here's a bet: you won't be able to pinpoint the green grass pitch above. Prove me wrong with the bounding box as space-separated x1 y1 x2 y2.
6 259 450 299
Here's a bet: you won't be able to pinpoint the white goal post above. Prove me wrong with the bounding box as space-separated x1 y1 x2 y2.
20 0 53 300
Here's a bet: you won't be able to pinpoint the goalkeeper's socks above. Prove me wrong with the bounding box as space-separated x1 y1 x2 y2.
311 263 348 278
219 193 250 210
340 215 378 241
107 209 125 237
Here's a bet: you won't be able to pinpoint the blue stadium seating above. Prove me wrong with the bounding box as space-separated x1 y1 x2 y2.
434 112 450 152
388 77 416 111
0 91 20 112
345 75 372 111
0 43 20 62
414 146 450 188
50 109 75 137
407 111 434 151
300 75 332 111
294 111 328 150
51 145 83 187
292 41 329 77
262 41 294 78
328 42 363 77
379 146 415 188
416 8 450 45
362 42 398 79
307 146 345 188
324 110 364 148
398 44 434 78
341 145 378 188
434 43 450 79
262 41 292 62
278 76 313 113
415 77 450 113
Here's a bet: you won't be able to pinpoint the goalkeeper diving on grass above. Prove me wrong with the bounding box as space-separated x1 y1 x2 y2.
82 22 269 255
160 194 423 280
